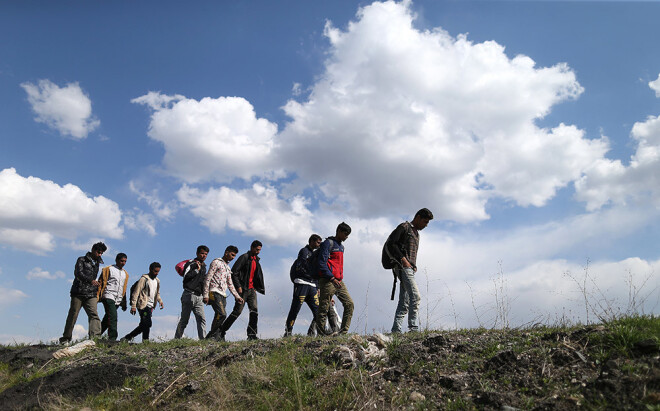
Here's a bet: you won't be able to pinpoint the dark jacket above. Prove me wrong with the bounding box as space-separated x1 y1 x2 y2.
291 245 317 284
231 252 265 295
70 252 103 298
182 258 207 295
384 221 419 270
318 237 344 281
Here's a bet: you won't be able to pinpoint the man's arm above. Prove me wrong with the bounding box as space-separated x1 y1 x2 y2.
74 256 95 283
385 224 407 266
231 255 246 293
203 260 219 302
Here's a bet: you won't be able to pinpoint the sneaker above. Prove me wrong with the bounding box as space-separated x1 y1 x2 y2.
58 337 71 345
119 336 131 343
283 329 292 337
247 335 259 341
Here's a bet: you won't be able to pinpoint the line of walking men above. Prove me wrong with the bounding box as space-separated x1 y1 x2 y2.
59 208 433 344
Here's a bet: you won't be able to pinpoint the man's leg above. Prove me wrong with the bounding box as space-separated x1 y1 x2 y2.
400 267 420 332
334 284 354 334
101 299 119 340
327 301 340 333
391 268 410 333
220 293 246 336
285 284 305 335
61 296 83 342
206 292 227 339
174 291 193 339
81 296 101 338
140 308 153 341
191 294 207 340
315 278 335 335
304 286 319 336
246 289 259 339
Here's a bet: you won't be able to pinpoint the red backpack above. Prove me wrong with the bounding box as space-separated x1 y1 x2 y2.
175 259 191 277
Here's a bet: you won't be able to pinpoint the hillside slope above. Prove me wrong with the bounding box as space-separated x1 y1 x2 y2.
0 316 658 410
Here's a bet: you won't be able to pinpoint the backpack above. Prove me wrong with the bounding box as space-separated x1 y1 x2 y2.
309 238 334 278
382 223 412 269
175 259 190 276
129 278 141 304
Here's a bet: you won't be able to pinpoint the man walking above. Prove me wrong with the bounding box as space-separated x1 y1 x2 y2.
204 245 244 340
220 240 265 340
285 234 322 337
122 262 164 342
174 245 208 339
60 242 107 344
384 208 433 333
97 253 129 341
315 223 353 336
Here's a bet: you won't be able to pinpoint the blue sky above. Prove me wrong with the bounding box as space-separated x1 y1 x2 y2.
1 0 659 343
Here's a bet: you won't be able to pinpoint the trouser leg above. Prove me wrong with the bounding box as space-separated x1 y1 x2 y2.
221 294 246 334
327 303 340 333
285 284 305 332
315 278 335 335
190 294 206 339
304 286 319 336
246 289 259 338
206 292 227 339
140 308 153 341
102 299 118 340
62 296 83 341
174 291 193 338
81 296 101 338
334 283 354 334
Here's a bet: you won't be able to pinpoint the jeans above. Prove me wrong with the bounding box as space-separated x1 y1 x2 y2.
285 283 319 334
316 277 353 335
61 295 101 341
174 290 206 339
100 298 119 340
206 292 227 339
125 307 153 341
391 267 420 333
221 288 258 338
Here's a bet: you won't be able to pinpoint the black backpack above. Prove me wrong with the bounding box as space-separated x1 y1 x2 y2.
381 223 412 269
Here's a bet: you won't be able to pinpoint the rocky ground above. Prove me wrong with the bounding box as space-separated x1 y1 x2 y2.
0 318 658 410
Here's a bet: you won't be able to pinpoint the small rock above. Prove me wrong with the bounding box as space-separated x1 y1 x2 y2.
410 391 425 402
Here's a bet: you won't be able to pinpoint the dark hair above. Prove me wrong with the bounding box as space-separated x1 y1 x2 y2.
414 208 434 220
92 242 107 253
337 222 351 235
309 234 322 243
225 245 239 254
251 240 262 249
149 262 161 272
196 245 210 254
115 253 127 262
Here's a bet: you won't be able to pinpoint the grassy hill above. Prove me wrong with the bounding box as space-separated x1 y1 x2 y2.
0 315 658 410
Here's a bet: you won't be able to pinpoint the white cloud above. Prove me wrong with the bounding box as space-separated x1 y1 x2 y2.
26 267 66 280
650 73 660 98
21 79 100 139
123 208 157 236
177 183 313 246
276 0 599 222
0 168 123 253
575 80 660 210
0 286 28 309
132 93 279 183
129 181 177 221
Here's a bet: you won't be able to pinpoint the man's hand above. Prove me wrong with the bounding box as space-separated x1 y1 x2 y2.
237 297 244 304
203 297 209 305
91 280 100 287
332 278 342 289
159 302 164 310
130 307 136 315
237 287 243 295
401 257 412 269
121 306 127 312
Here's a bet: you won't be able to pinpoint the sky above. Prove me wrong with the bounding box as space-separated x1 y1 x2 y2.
1 0 659 344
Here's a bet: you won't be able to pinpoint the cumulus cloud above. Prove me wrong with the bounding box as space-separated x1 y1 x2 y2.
177 183 313 245
275 0 601 221
576 79 660 210
123 208 157 236
0 286 28 309
0 168 123 253
650 73 660 98
21 79 100 139
129 181 177 221
132 93 279 183
26 267 66 280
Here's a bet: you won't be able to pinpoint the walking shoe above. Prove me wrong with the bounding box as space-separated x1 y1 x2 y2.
283 329 292 337
247 335 259 341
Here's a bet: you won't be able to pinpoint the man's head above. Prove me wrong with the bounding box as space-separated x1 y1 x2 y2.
115 253 127 269
224 245 239 263
335 222 351 242
149 262 161 277
308 234 322 249
250 240 262 256
196 245 209 261
412 208 434 231
91 242 107 260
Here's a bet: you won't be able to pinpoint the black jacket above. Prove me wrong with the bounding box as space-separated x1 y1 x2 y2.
231 252 265 295
182 258 207 295
70 252 103 298
291 245 317 284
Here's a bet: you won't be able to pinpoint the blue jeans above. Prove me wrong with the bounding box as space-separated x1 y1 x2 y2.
174 290 206 339
391 267 420 333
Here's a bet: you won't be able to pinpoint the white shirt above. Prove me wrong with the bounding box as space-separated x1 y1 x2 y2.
102 265 128 305
147 277 158 308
